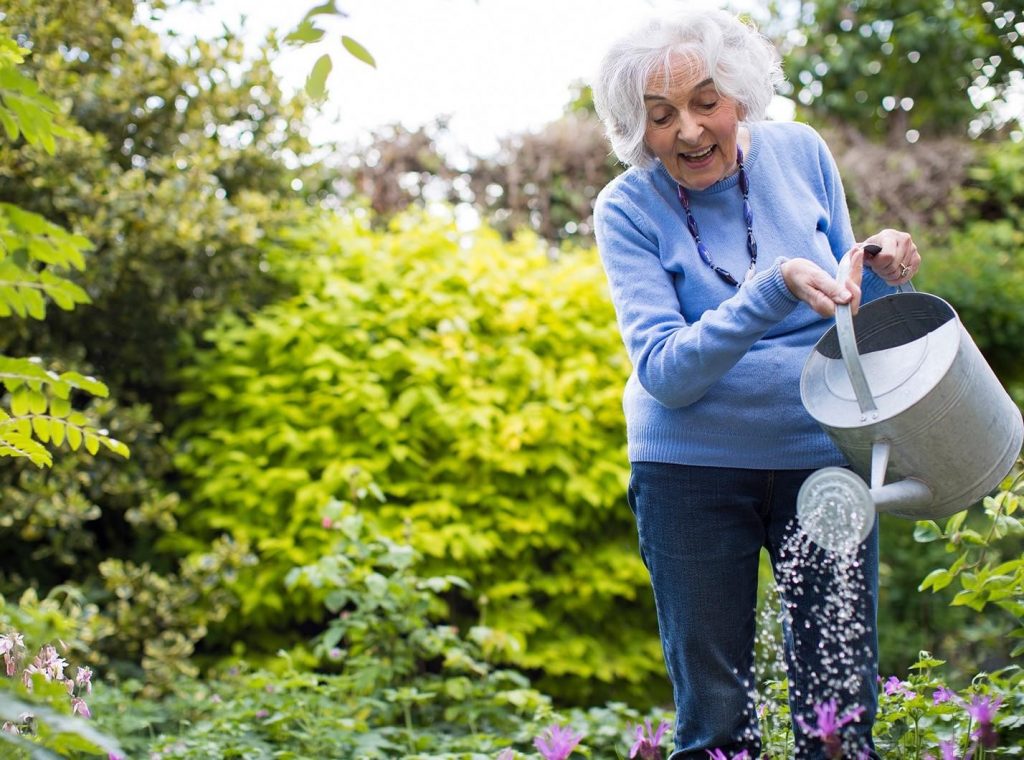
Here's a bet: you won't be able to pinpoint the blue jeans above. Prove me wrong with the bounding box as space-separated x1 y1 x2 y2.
628 462 879 759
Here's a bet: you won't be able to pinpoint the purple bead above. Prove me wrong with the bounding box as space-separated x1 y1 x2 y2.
697 241 712 265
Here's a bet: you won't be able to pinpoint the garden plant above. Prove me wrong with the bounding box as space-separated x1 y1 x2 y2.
1 0 1024 758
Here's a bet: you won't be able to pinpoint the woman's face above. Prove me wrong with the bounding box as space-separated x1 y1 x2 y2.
643 55 742 190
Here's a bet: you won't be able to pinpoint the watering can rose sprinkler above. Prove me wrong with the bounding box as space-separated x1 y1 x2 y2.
797 245 1024 553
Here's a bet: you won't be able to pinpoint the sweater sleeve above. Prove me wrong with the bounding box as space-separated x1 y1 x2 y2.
594 189 800 409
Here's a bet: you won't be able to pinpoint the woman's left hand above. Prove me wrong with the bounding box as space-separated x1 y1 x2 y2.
862 228 921 286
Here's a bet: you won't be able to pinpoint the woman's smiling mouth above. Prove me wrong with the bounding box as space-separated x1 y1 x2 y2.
681 145 716 162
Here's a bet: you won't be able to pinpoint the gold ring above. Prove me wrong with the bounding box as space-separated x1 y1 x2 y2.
898 263 910 278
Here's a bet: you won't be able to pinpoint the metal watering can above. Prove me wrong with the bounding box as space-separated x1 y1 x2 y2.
797 248 1024 553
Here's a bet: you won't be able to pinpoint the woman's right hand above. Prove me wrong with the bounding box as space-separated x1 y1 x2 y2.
781 247 864 318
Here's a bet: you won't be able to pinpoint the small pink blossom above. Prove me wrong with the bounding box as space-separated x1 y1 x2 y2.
933 686 956 705
534 724 583 760
321 516 333 529
71 697 91 718
883 676 916 699
76 666 93 694
796 699 865 759
630 719 670 759
966 694 1002 749
495 750 515 760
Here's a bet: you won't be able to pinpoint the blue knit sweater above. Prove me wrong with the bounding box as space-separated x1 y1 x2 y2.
594 120 892 469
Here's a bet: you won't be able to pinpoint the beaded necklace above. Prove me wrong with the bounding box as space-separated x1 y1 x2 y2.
675 146 757 287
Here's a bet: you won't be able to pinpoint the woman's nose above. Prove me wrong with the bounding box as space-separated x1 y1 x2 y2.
675 112 703 143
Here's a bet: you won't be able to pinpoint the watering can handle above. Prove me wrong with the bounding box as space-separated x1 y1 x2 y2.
834 245 916 415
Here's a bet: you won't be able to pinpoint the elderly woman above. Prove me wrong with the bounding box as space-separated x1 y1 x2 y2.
591 9 920 760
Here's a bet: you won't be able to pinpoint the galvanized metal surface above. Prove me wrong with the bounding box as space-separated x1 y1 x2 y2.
797 255 1023 550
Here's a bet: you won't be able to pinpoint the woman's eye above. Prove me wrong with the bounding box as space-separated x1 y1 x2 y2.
698 101 718 111
650 112 672 125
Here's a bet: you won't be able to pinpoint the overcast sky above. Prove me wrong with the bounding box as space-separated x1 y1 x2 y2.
153 0 773 155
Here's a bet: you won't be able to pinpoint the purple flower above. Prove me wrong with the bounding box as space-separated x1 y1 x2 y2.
966 694 1002 749
495 751 515 760
534 724 583 760
883 676 916 699
924 739 971 760
796 699 865 759
0 632 24 677
75 666 93 694
71 696 91 718
630 719 670 760
932 686 956 705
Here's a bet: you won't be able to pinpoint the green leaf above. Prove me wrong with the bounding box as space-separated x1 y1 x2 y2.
49 395 70 418
285 20 326 45
0 109 18 141
0 429 52 466
303 0 339 20
913 520 943 542
341 36 376 68
31 415 49 442
102 436 130 459
11 385 31 416
918 568 953 593
943 510 968 535
305 54 333 101
58 371 109 397
29 388 47 414
49 418 65 446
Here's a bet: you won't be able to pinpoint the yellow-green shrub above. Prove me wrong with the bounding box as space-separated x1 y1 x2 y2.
171 209 665 703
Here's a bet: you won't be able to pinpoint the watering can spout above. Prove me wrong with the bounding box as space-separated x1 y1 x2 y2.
866 439 934 515
871 478 934 517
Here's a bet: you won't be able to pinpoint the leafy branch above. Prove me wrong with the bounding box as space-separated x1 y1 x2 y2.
283 1 376 101
0 30 127 469
916 457 1024 655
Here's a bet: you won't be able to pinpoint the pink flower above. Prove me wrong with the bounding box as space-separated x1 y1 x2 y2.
966 694 1002 749
932 686 956 705
630 719 671 759
796 699 865 759
495 751 515 760
71 697 91 718
533 724 583 760
924 739 969 760
883 676 916 699
322 516 333 529
76 666 93 694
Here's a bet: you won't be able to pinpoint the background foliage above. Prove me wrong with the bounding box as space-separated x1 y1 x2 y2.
1 0 1023 756
169 211 656 702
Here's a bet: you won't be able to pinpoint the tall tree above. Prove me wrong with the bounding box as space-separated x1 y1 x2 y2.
781 0 1024 142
